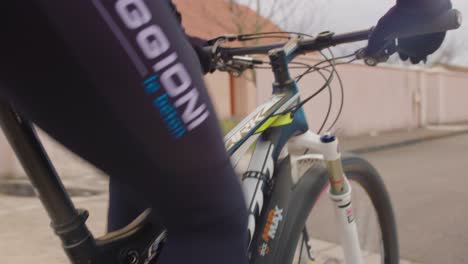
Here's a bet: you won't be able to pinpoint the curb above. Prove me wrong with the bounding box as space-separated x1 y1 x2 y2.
348 129 468 154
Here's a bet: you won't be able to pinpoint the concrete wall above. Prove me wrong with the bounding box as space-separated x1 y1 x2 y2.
0 132 17 179
0 129 107 180
254 58 468 136
423 70 468 125
204 72 232 119
146 61 468 135
204 71 257 119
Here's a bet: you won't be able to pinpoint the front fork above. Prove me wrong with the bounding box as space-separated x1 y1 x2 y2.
289 131 363 264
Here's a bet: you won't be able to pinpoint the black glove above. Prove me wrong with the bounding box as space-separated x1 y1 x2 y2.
167 1 213 74
367 0 452 64
188 36 214 75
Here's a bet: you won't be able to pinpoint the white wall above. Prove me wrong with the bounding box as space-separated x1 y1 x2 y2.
255 58 468 136
0 132 16 178
0 61 467 179
424 70 468 124
204 72 232 119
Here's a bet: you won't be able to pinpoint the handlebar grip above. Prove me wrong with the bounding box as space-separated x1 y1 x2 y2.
386 9 462 40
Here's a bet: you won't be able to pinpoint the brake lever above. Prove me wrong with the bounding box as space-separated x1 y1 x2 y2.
232 56 264 65
356 40 397 66
355 48 387 66
215 56 263 77
206 35 239 46
208 38 232 73
216 63 248 77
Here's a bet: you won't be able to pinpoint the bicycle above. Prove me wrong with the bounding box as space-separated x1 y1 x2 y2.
0 8 461 264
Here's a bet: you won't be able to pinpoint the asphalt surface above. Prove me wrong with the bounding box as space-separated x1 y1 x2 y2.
359 132 468 264
1 127 468 263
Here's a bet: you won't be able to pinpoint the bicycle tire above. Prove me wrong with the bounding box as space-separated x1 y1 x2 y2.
274 153 399 264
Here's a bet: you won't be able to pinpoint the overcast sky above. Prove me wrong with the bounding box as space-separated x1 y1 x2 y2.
236 0 468 66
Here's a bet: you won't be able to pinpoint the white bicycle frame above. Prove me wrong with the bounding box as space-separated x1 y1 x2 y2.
225 91 364 263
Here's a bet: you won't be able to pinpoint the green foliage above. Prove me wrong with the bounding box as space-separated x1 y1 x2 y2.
220 118 239 135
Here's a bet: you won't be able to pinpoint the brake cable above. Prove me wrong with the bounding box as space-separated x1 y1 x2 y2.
211 31 355 134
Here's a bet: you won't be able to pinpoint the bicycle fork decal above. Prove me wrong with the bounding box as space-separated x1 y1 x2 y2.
289 131 364 263
329 186 364 264
259 206 284 256
346 207 355 224
243 139 275 244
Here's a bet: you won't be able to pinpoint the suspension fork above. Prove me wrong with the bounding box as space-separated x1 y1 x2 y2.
289 131 363 264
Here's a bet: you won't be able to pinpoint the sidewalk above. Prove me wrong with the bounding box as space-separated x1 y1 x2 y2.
341 124 468 153
1 124 468 263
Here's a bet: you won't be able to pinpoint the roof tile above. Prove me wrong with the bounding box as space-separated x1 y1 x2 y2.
173 0 281 40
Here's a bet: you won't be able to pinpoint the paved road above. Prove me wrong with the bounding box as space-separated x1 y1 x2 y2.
1 131 468 263
0 194 108 263
360 133 468 264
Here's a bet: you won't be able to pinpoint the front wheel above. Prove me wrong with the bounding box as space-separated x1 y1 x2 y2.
275 154 399 264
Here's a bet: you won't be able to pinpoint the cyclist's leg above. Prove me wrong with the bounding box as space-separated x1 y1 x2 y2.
0 2 247 264
107 178 150 232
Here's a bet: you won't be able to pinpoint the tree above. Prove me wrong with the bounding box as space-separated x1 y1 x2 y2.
198 0 284 39
189 0 328 116
429 36 465 67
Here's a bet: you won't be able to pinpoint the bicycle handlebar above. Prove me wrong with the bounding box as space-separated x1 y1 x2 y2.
203 29 372 58
205 9 461 67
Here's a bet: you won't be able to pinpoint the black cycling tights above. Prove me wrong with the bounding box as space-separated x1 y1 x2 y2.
0 1 247 263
